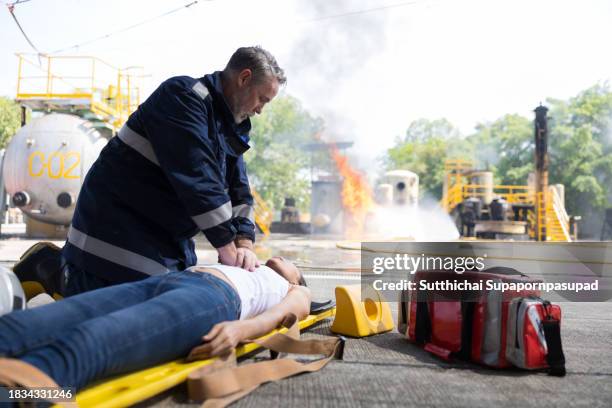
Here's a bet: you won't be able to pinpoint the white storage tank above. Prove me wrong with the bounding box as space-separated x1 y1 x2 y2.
375 183 393 205
469 171 494 204
381 170 419 206
2 113 108 227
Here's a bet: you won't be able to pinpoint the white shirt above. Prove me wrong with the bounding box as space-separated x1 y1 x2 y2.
190 264 290 320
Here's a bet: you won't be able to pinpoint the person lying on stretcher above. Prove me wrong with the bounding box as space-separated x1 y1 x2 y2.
0 257 311 391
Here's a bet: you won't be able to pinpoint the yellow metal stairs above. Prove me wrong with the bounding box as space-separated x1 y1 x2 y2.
536 189 572 242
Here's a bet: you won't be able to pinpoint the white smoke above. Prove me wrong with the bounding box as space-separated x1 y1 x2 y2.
287 1 389 95
367 195 460 241
285 0 396 170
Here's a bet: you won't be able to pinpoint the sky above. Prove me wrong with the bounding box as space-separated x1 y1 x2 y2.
1 0 612 170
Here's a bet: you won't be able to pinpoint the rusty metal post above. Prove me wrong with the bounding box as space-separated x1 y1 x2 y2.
534 105 549 241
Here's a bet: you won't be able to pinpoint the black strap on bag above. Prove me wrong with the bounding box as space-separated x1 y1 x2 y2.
414 289 432 344
458 300 475 360
398 290 409 336
482 266 527 277
542 301 566 376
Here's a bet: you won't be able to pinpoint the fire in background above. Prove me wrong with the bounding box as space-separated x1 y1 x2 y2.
329 144 374 238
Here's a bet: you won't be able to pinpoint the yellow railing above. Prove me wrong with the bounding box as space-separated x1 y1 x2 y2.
535 190 571 242
443 184 464 212
16 53 142 130
527 206 537 239
442 182 571 242
441 159 571 242
462 184 533 204
251 189 273 237
442 182 533 212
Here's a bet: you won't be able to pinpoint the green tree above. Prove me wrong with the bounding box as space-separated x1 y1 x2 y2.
0 97 21 148
385 118 466 197
551 125 610 210
467 114 533 185
246 95 323 211
547 84 612 217
403 118 460 142
548 83 612 149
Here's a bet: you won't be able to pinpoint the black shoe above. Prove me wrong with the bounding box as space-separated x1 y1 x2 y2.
13 242 63 296
310 299 336 314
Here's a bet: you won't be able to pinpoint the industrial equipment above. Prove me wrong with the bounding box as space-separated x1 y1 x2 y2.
441 105 574 241
3 113 108 234
3 54 142 237
311 180 344 233
270 197 311 233
378 170 419 206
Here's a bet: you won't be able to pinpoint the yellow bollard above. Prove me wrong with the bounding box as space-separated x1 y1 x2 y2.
331 284 395 337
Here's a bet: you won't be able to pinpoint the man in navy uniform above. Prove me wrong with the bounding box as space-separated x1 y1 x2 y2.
61 46 286 294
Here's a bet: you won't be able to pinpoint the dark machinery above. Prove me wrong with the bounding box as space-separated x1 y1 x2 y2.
270 197 311 234
458 196 530 240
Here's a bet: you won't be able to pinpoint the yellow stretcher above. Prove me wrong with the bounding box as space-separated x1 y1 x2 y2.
61 307 335 408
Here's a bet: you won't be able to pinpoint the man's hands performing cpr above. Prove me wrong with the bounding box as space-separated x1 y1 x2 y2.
217 240 260 271
235 247 259 271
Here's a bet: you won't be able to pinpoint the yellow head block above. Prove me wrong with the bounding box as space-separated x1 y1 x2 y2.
331 284 395 337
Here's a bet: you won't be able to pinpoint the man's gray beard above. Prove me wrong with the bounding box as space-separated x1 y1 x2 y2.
229 100 246 124
234 113 246 124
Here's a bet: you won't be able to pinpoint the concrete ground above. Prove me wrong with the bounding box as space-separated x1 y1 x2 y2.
1 232 611 407
141 303 612 408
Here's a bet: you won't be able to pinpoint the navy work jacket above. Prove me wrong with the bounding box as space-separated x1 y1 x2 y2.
62 72 256 283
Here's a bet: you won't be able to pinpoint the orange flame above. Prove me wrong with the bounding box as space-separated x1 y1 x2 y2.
329 144 374 237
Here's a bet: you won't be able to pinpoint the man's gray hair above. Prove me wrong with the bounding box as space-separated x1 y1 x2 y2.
225 46 287 85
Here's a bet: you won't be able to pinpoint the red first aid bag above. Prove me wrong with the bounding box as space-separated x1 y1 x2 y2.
397 267 565 376
506 297 565 375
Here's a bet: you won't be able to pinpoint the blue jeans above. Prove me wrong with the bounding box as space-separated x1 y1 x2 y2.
0 271 240 390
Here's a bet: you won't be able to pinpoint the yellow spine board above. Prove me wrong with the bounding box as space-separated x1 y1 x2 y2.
65 308 335 408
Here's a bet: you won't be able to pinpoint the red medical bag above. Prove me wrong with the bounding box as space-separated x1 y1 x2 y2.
397 267 565 376
506 296 564 373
